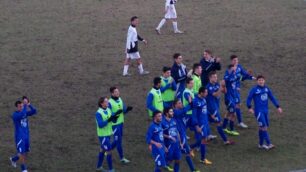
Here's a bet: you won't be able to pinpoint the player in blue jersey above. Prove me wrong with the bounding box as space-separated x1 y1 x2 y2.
173 99 200 172
230 55 256 129
246 75 283 150
162 107 182 172
108 87 133 164
146 111 168 172
189 87 212 165
10 96 37 172
206 71 235 145
222 65 240 136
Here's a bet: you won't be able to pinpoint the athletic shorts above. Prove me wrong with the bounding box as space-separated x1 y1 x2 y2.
98 136 112 151
208 109 222 123
225 100 235 113
152 147 166 167
16 138 30 153
255 111 269 127
199 124 210 139
112 124 123 142
166 143 181 160
165 5 177 19
126 52 140 60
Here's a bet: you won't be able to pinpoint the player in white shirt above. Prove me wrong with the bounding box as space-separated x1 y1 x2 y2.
155 0 183 34
123 16 149 76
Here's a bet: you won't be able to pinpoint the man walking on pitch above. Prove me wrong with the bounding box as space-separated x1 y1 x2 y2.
155 0 184 34
10 96 37 172
123 16 149 76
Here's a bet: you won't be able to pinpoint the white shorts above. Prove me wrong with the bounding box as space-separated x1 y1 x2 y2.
165 5 177 19
126 52 140 60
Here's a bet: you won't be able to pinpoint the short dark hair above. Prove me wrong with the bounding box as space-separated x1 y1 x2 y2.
153 111 162 118
15 100 22 107
131 16 138 22
256 75 265 80
163 66 171 73
186 77 193 84
204 49 212 55
230 55 238 60
98 97 106 108
153 77 162 86
208 71 217 78
198 86 206 94
173 98 181 106
228 64 235 69
22 96 28 100
193 63 201 72
163 107 172 115
110 86 117 93
173 53 181 59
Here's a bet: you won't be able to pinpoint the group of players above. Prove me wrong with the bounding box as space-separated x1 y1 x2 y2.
144 52 283 172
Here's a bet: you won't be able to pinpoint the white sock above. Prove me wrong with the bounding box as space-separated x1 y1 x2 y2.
123 65 129 75
157 18 166 30
172 21 178 32
138 64 144 74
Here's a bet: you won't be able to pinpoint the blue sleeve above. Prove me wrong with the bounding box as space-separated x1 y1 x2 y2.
246 88 255 109
171 80 177 91
26 105 37 116
13 105 28 120
122 103 128 113
171 65 179 82
146 125 153 144
224 71 238 82
160 83 170 93
108 103 113 111
173 105 191 118
96 112 108 128
183 92 190 104
267 88 280 108
240 66 253 81
146 93 158 112
191 102 198 126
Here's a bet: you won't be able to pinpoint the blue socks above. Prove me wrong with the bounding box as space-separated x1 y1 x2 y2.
217 126 227 142
229 120 234 131
21 164 27 171
262 130 271 145
223 118 229 129
174 162 180 172
107 154 113 170
236 108 242 123
258 130 264 145
186 156 195 171
154 166 161 172
12 155 19 162
96 151 105 168
200 143 206 161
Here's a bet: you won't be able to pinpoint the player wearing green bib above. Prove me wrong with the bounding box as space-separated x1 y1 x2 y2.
109 87 133 164
96 97 122 172
160 67 177 109
191 63 202 94
147 77 164 118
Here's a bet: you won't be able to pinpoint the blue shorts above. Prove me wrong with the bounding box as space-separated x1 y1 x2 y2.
255 112 269 127
112 124 123 142
166 143 181 161
152 147 166 167
198 124 210 139
236 92 241 104
16 138 30 153
98 136 112 151
182 115 194 131
225 100 235 113
208 109 222 123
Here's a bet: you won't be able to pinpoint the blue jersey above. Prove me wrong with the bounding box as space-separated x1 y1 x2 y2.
246 85 280 113
224 69 240 103
146 122 165 152
173 105 190 135
235 64 253 89
161 117 180 147
206 82 221 112
192 95 209 126
12 105 37 142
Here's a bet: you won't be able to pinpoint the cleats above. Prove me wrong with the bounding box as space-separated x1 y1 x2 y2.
238 122 248 129
267 144 275 150
120 157 130 164
192 169 201 172
123 73 132 77
208 134 217 140
155 29 161 35
224 140 235 145
164 165 174 171
200 159 212 165
9 157 17 168
258 144 269 150
174 30 184 34
140 71 150 75
223 128 231 134
230 130 240 136
96 166 105 171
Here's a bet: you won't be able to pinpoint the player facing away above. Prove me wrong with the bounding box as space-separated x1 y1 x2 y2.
230 55 256 129
160 67 177 109
191 63 203 94
108 87 133 164
155 0 183 34
172 99 200 172
206 71 235 145
10 96 37 172
147 77 165 118
123 16 149 76
181 77 195 131
95 97 122 172
161 108 182 172
246 75 283 150
222 65 240 136
146 111 167 172
189 87 212 165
